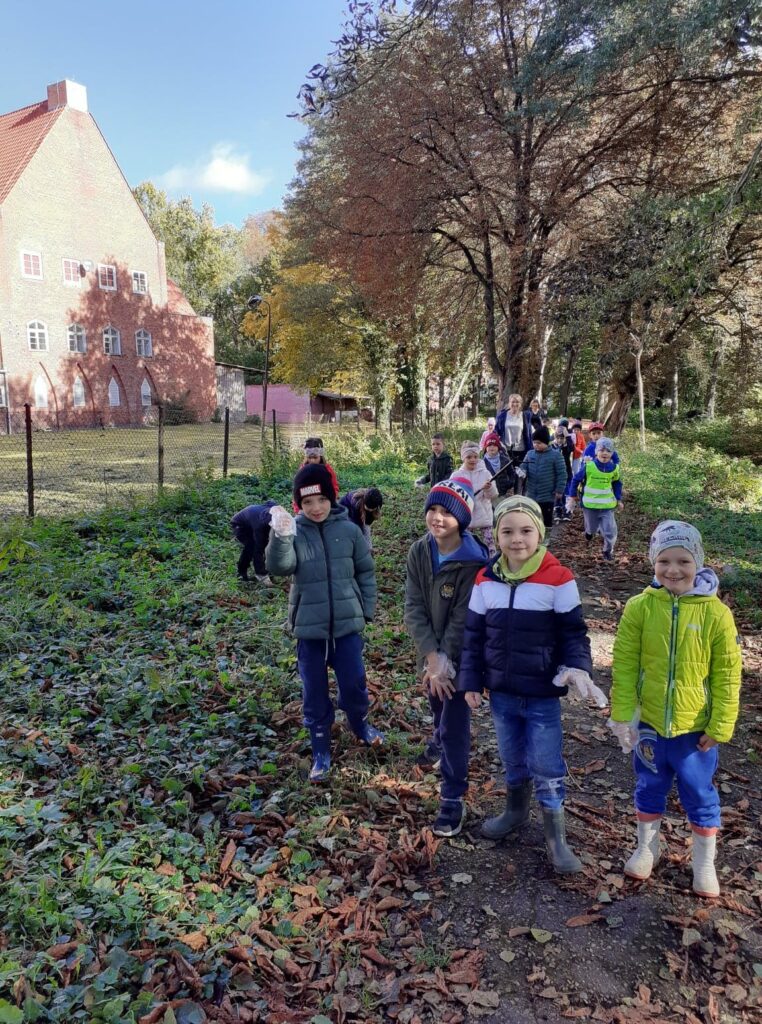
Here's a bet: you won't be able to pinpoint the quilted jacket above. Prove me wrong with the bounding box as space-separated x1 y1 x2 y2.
611 575 742 742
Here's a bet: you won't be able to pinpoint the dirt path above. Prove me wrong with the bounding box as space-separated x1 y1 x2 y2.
419 506 762 1024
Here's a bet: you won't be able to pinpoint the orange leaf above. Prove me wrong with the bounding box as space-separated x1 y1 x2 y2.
219 839 237 874
177 930 208 952
565 913 604 928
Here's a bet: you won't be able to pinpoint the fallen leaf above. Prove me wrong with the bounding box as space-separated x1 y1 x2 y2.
451 872 473 884
530 927 553 944
681 928 702 947
219 840 237 874
725 984 747 1003
508 926 530 938
499 950 515 963
177 931 208 952
566 913 603 928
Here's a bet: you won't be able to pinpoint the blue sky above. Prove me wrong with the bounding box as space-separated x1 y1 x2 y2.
1 0 350 225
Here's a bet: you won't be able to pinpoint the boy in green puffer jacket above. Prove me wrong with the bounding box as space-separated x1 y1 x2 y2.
609 521 742 898
266 463 383 783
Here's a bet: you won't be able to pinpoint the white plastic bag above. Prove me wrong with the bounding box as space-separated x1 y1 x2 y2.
269 505 297 538
552 666 608 708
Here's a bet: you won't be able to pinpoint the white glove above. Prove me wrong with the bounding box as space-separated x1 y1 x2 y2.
269 505 297 537
607 715 640 754
424 651 456 699
515 467 527 479
552 666 608 708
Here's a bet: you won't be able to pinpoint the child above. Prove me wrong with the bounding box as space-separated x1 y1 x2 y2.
609 521 742 897
230 499 277 583
583 423 620 465
457 440 498 551
570 420 586 476
458 495 605 872
266 464 383 782
479 416 497 450
481 432 516 504
552 425 573 521
567 436 623 562
404 476 488 836
339 487 383 550
515 427 566 530
416 433 454 488
299 438 340 498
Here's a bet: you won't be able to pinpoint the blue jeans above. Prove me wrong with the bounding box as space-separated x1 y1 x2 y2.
633 725 721 829
489 692 566 809
428 689 470 801
297 634 369 754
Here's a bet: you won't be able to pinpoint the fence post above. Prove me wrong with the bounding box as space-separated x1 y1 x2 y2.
24 403 34 518
223 407 230 478
272 408 277 448
157 403 165 491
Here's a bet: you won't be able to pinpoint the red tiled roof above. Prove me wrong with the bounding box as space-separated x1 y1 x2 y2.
0 100 63 204
166 278 199 316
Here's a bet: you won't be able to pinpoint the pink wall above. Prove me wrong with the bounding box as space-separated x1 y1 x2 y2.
246 384 311 422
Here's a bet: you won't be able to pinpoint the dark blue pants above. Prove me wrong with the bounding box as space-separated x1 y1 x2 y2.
428 690 470 801
232 523 268 578
297 634 369 754
490 692 566 809
633 725 721 829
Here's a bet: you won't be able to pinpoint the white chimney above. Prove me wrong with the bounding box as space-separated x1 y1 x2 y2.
47 80 88 113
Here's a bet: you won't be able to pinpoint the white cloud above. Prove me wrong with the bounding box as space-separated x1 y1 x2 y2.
158 144 269 196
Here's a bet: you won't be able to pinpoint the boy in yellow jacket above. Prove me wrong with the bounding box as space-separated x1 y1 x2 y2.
609 521 742 898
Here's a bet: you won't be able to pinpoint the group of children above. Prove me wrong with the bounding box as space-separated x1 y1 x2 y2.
231 423 742 898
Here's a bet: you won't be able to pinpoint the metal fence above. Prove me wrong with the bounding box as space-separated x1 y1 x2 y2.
0 405 299 519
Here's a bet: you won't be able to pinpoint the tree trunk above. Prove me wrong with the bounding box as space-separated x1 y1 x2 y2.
634 344 646 449
558 344 576 416
606 385 636 436
536 325 552 407
670 363 679 421
705 339 725 418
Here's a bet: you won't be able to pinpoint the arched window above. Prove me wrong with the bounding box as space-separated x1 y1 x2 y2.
67 324 87 354
135 329 153 357
103 326 121 355
72 376 86 408
140 379 152 407
27 321 48 351
34 376 48 409
108 377 121 407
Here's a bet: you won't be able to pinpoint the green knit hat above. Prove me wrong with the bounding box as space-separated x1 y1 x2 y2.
494 495 546 540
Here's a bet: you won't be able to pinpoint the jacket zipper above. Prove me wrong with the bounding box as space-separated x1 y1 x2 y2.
664 597 679 737
318 521 334 637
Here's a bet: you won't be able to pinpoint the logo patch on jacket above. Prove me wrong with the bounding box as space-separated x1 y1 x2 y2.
439 582 455 600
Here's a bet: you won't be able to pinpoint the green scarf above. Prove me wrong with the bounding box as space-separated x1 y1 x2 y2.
494 546 547 583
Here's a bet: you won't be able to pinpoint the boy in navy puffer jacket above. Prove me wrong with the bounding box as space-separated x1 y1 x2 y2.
458 495 606 874
515 427 566 529
266 464 383 783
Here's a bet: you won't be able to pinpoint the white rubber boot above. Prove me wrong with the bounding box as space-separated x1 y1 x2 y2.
624 818 662 880
691 830 720 898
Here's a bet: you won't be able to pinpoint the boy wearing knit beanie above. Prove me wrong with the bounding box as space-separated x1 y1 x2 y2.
404 478 489 836
514 428 567 528
458 495 605 873
265 463 384 783
609 521 742 898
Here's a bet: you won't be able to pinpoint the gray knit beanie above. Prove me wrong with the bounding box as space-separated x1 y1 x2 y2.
648 520 704 569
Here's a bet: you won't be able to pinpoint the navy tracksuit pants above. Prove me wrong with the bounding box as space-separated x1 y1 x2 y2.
428 689 471 801
297 634 369 754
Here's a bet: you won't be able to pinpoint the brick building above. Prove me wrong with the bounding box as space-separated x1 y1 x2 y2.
0 80 216 431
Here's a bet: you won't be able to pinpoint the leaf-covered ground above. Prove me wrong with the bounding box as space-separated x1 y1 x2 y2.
0 440 760 1024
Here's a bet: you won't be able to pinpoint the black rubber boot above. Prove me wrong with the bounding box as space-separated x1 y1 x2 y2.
542 806 583 873
480 780 532 839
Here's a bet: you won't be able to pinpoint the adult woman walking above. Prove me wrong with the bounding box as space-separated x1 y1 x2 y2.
496 393 533 462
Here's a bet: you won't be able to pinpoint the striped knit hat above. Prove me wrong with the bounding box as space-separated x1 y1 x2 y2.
425 476 474 532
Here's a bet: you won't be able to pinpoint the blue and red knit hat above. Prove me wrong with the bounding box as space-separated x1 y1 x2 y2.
425 475 475 532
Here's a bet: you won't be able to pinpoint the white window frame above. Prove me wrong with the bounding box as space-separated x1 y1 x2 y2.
0 377 7 408
72 376 86 408
67 323 87 354
135 329 153 357
97 264 117 291
140 379 152 407
62 258 81 286
103 326 121 355
34 376 48 409
27 321 48 352
132 270 148 294
108 377 121 407
21 251 43 280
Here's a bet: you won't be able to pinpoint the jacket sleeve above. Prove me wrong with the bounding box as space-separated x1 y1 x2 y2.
495 409 506 443
456 583 487 692
552 450 566 493
443 453 453 478
554 579 592 674
612 465 623 502
705 604 742 743
403 546 438 657
611 597 644 722
353 528 377 622
567 464 586 498
265 532 297 576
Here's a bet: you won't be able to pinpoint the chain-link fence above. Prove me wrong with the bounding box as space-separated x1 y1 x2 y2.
0 406 305 519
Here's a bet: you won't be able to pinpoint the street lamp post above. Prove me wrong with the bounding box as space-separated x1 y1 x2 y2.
247 295 271 424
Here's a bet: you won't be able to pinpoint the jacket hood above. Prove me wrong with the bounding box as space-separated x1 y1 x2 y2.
649 567 719 599
426 531 488 566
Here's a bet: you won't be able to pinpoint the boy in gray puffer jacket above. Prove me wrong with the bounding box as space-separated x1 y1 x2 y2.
266 463 383 782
